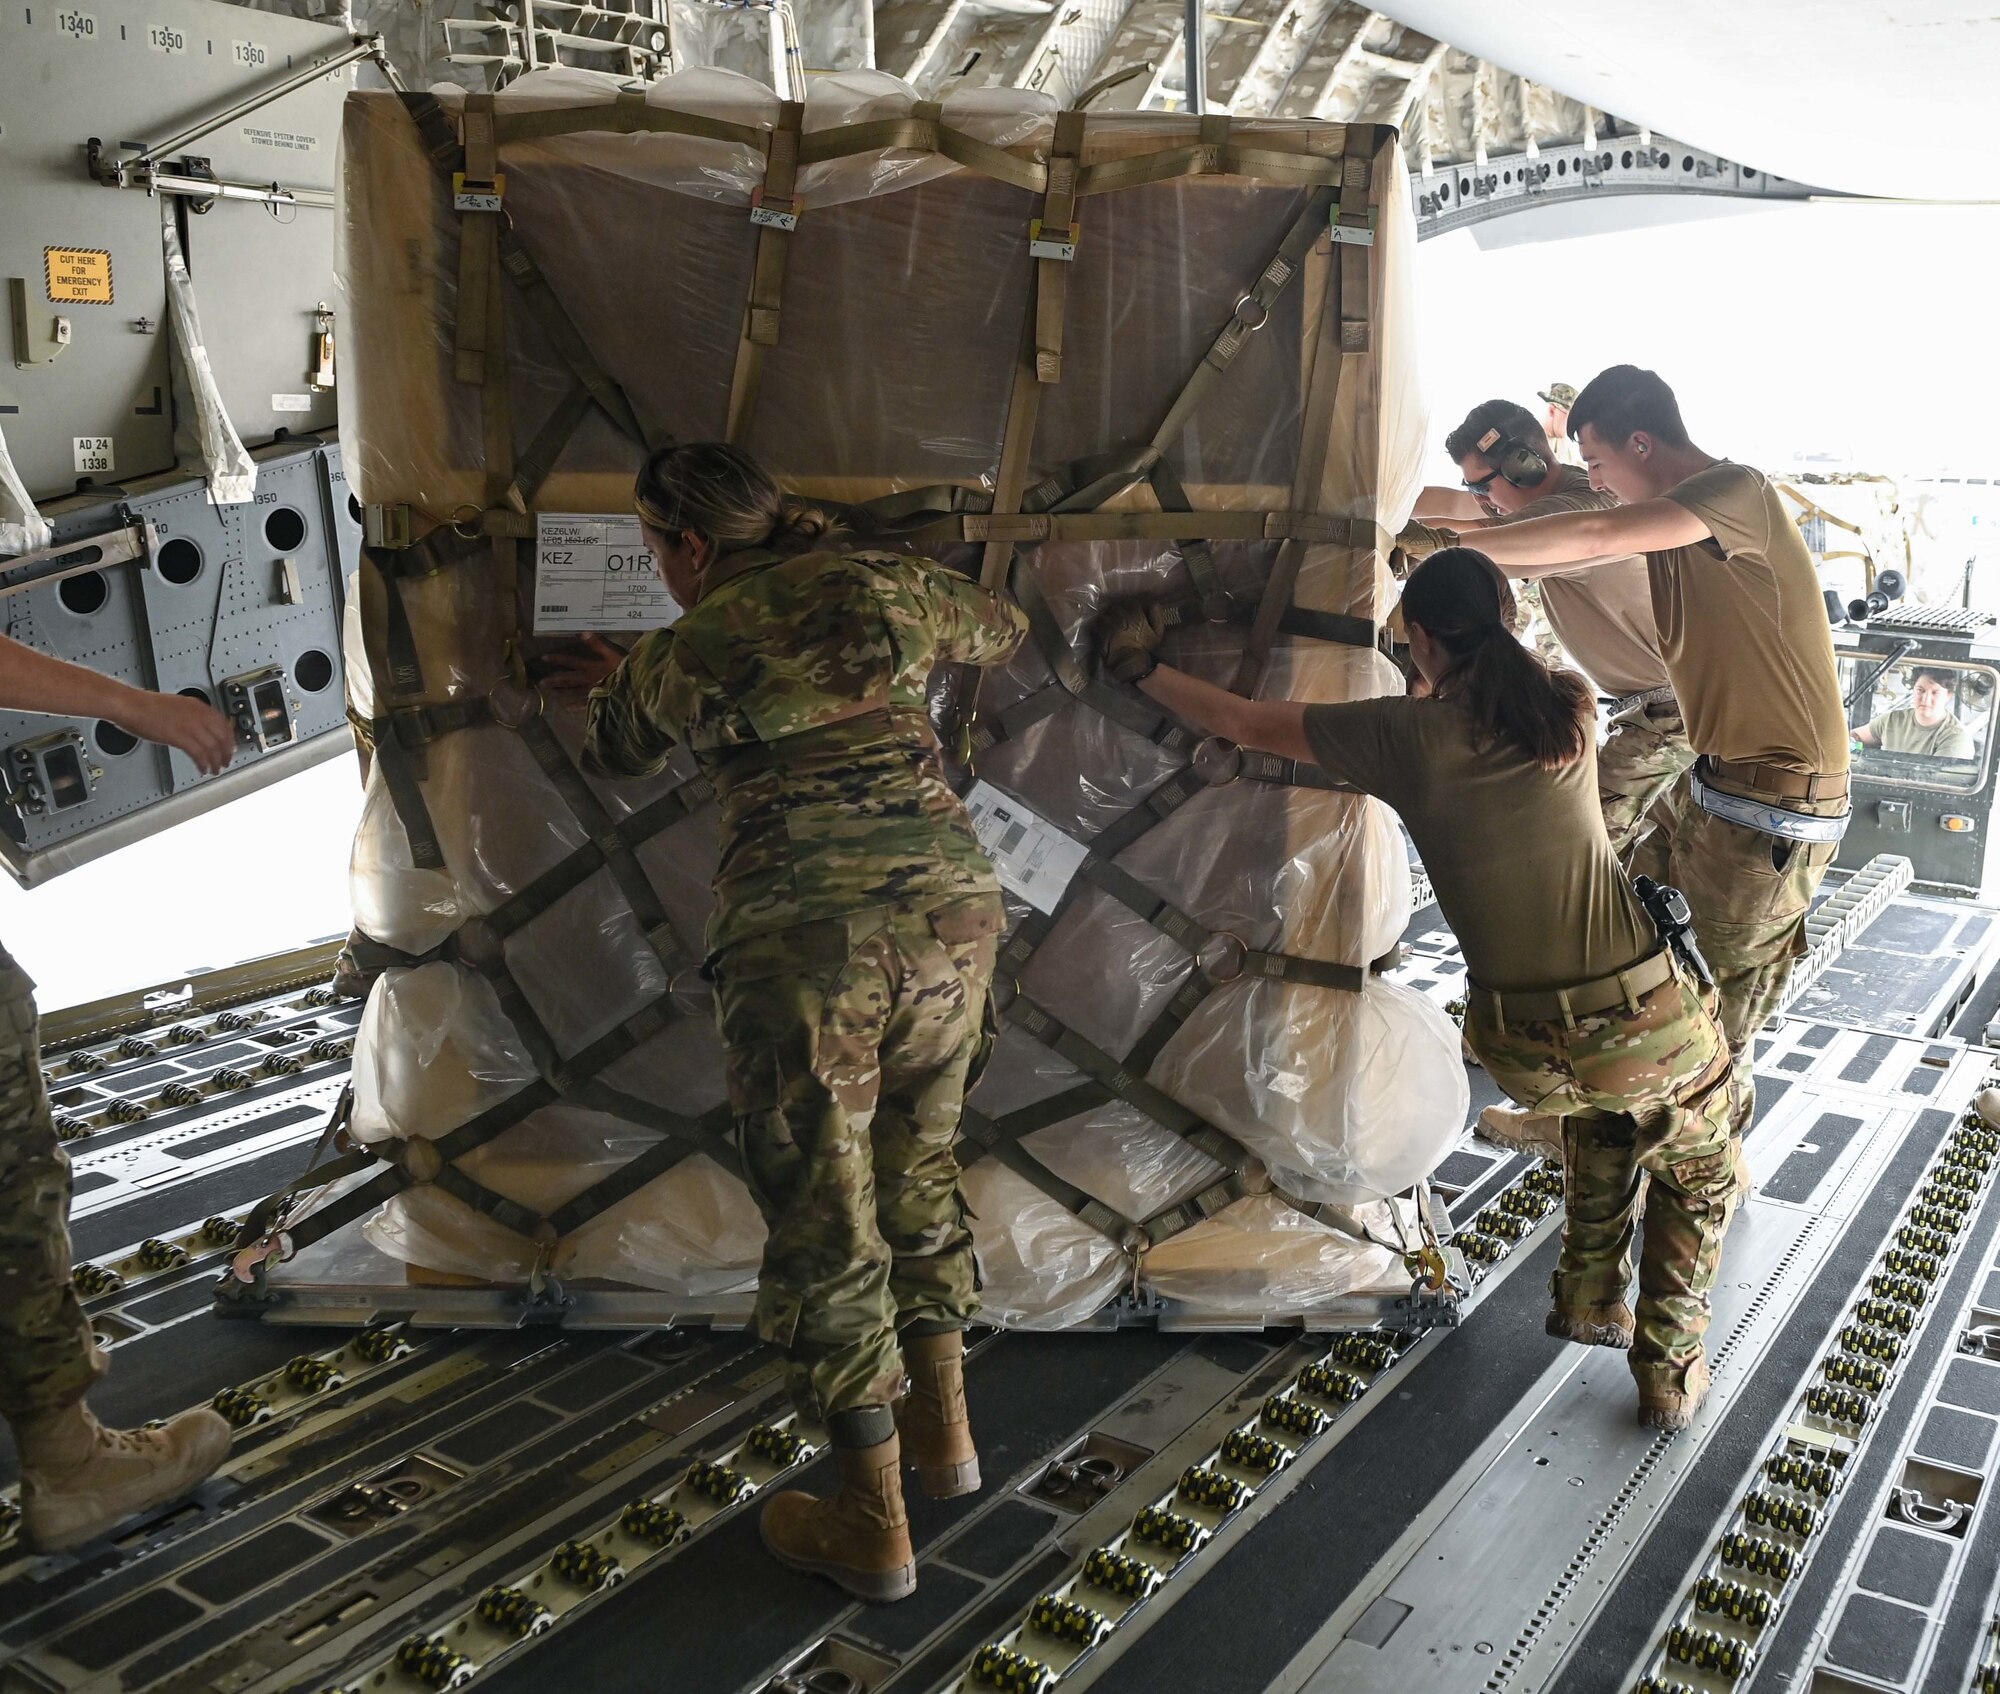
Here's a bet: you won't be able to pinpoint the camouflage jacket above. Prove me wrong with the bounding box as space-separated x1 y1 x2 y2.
584 547 1027 954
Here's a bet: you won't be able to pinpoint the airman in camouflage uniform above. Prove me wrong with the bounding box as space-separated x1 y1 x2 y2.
1425 370 1854 1153
0 634 237 1552
581 442 1025 1601
1102 546 1736 1430
1464 968 1739 1397
0 944 106 1419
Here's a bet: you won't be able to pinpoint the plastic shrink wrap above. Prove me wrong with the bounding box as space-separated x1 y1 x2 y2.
315 69 1462 1328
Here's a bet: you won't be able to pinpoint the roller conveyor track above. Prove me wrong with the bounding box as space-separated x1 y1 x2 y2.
8 887 2000 1694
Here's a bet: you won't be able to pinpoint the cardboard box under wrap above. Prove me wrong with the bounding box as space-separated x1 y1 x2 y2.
309 67 1466 1326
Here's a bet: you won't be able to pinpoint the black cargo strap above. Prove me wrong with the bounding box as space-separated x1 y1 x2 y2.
958 1106 1138 1245
965 683 1071 760
1012 561 1197 754
398 91 646 450
1001 992 1245 1171
513 715 698 975
1237 748 1358 793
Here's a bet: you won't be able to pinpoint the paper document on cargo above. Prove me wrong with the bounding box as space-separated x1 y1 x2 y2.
293 66 1464 1329
534 515 683 633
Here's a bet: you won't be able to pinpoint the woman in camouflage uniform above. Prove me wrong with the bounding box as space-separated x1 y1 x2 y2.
576 444 1025 1602
1099 549 1737 1431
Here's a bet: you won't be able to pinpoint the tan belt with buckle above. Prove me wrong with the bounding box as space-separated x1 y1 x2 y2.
1700 755 1849 805
1470 946 1678 1029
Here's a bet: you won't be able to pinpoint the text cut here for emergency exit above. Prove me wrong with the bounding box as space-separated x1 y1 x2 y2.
45 248 112 306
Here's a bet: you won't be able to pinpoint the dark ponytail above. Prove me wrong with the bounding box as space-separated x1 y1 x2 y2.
634 441 842 561
1401 548 1594 769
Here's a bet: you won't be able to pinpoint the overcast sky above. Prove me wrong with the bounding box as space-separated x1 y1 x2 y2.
5 196 1999 1010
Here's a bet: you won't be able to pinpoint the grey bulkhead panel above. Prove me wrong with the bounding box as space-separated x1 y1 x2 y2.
0 0 351 497
0 0 361 881
0 441 360 885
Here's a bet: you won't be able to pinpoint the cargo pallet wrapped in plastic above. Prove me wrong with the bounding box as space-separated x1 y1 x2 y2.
237 68 1470 1331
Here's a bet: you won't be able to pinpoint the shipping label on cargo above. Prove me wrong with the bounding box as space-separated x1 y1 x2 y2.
45 247 111 305
964 781 1088 914
533 515 680 634
73 437 114 474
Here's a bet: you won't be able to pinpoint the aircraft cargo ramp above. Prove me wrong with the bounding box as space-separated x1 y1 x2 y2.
8 870 2000 1694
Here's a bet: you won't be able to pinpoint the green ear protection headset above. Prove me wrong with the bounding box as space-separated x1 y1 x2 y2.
1472 424 1549 490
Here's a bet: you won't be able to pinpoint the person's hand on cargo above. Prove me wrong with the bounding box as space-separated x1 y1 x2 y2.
535 633 626 697
1097 599 1171 684
1395 519 1460 561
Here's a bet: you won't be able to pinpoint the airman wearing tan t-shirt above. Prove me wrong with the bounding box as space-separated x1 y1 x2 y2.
1414 400 1695 862
1403 366 1850 1143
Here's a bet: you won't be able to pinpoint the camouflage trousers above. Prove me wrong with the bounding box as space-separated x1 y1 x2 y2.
714 895 1001 1422
1464 957 1740 1384
1599 701 1696 864
1651 777 1842 1139
0 942 105 1421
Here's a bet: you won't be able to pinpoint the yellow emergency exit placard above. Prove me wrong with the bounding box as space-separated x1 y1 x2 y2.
45 247 112 305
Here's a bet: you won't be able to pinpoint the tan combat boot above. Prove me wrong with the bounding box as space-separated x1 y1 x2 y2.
761 1428 917 1603
1476 1103 1565 1162
1635 1356 1712 1433
17 1401 232 1553
1545 1300 1636 1350
896 1330 980 1500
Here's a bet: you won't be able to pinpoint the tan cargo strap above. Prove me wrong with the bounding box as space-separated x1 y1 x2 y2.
505 383 593 513
454 93 502 387
960 510 1376 547
1698 755 1850 805
979 288 1050 596
1034 110 1086 385
495 230 646 445
1154 184 1338 458
1470 945 1676 1031
493 99 766 151
1146 458 1227 617
793 105 1049 194
1074 115 1351 196
398 92 647 451
1236 748 1360 794
727 98 803 443
1234 141 1377 693
479 101 1361 199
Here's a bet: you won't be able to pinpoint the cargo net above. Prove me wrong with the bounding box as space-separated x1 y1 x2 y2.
234 78 1468 1325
